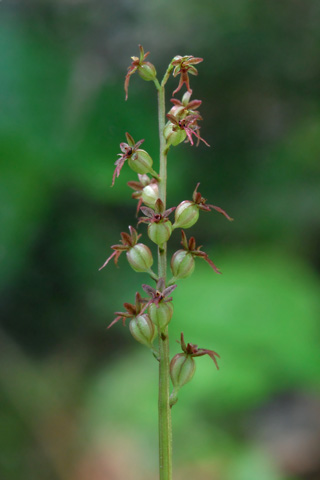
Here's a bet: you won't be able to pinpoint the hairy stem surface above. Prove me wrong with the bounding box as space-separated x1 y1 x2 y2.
157 83 172 480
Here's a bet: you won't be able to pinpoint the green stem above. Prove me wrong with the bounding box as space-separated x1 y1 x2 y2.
157 83 172 480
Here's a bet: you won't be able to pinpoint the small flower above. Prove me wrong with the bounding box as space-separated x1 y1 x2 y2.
139 198 176 246
109 292 156 349
168 91 202 119
171 55 203 96
125 45 157 100
178 332 220 370
112 133 144 186
142 277 177 308
108 292 146 328
171 230 221 276
166 113 209 147
142 279 176 331
173 183 233 229
99 226 153 272
127 174 159 215
169 332 220 405
112 133 158 186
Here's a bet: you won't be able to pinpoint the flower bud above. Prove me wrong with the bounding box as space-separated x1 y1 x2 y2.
141 183 159 208
138 62 157 81
126 243 153 272
170 250 195 279
128 149 154 175
173 200 199 229
170 353 196 389
163 122 187 146
129 314 156 347
148 220 172 246
149 302 173 330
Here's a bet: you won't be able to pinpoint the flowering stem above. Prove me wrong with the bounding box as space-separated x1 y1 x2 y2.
157 82 172 480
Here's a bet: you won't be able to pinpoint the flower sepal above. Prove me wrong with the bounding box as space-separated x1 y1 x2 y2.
170 230 221 282
170 55 203 97
125 45 157 100
128 174 159 215
108 292 147 329
169 332 220 406
173 183 233 229
142 278 177 331
112 133 159 186
139 199 175 247
99 226 153 273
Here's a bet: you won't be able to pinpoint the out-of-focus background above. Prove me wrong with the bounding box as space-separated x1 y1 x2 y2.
1 1 320 479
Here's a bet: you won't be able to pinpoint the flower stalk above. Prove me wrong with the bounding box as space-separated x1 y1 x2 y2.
157 79 172 480
101 46 232 480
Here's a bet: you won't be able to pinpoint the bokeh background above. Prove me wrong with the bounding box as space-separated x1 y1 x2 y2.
1 1 320 479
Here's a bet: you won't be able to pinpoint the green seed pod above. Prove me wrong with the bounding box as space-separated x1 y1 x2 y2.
173 200 199 229
163 122 187 147
141 183 159 208
128 149 154 174
170 250 195 279
138 62 157 81
148 220 172 246
129 314 156 347
170 353 196 389
149 302 174 330
126 243 153 272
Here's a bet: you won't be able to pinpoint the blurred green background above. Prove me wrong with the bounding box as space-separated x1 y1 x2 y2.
1 1 320 479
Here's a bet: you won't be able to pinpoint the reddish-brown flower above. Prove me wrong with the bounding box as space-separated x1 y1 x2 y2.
139 199 176 246
166 113 209 147
108 292 147 329
171 55 203 96
127 174 159 215
142 278 177 308
124 45 157 100
112 133 145 186
176 229 221 274
169 91 202 119
99 226 153 273
178 332 220 370
139 198 175 226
